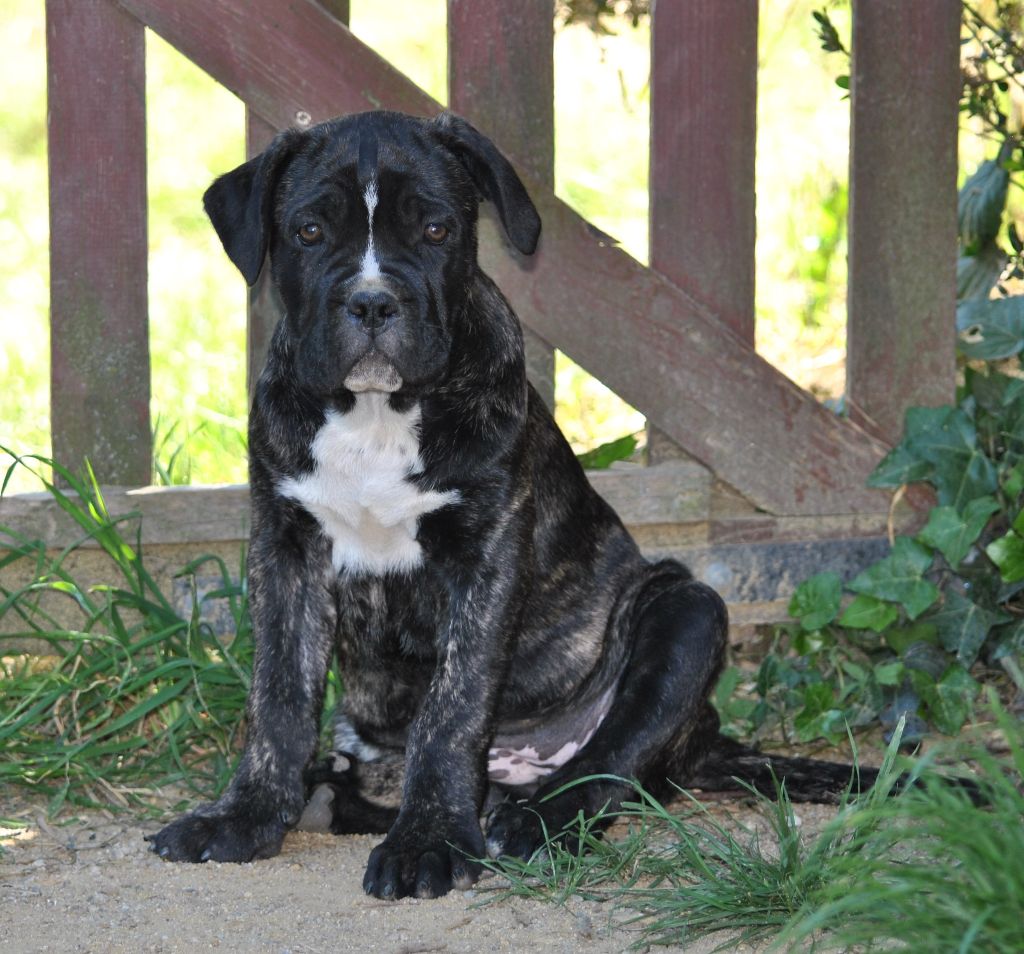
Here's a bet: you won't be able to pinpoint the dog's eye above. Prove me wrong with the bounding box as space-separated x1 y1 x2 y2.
424 223 449 244
297 222 323 246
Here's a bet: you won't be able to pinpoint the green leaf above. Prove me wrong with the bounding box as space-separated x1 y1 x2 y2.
956 243 1007 301
867 442 933 488
575 434 637 470
957 296 1024 360
892 406 999 508
838 594 900 632
958 157 1009 252
848 538 939 620
916 496 1000 566
873 660 905 686
990 619 1024 660
788 572 842 631
927 590 1010 667
912 664 979 735
986 529 1024 582
886 621 940 655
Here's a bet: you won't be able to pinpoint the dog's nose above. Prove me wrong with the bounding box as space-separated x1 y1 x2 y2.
346 289 398 333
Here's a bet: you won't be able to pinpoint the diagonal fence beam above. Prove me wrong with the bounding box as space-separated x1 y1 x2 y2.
116 0 890 515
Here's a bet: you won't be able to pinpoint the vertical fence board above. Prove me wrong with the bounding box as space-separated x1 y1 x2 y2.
847 0 960 442
648 0 757 465
650 0 757 343
46 0 150 485
448 0 556 409
244 112 281 401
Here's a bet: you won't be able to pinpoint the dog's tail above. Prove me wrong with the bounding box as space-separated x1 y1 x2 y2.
690 734 983 805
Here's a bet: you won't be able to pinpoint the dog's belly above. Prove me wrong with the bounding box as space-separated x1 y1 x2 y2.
278 393 458 575
486 685 615 789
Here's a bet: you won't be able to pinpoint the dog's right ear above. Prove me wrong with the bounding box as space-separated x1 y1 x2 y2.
203 130 302 286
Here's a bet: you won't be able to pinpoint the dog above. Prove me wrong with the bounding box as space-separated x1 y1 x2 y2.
148 110 881 899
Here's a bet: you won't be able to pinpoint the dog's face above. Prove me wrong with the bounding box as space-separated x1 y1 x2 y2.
203 111 541 397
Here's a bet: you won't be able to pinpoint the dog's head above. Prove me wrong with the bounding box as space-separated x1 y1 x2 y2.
204 110 541 397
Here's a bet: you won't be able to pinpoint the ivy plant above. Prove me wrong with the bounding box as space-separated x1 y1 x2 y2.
726 5 1024 746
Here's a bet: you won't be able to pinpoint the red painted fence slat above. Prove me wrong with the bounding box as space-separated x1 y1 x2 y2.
117 0 437 131
46 0 151 485
448 0 556 409
847 0 960 442
650 0 757 344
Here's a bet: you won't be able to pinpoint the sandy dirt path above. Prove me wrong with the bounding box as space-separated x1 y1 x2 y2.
1 789 829 954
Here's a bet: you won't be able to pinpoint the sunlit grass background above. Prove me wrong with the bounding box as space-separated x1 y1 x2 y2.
1 0 853 491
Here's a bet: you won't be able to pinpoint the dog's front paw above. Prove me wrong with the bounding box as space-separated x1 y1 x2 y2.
146 801 295 864
362 818 484 900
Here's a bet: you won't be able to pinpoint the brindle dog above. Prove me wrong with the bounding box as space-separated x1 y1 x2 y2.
148 111 880 899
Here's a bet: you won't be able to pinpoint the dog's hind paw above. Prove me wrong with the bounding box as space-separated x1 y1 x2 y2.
484 800 549 861
300 751 397 836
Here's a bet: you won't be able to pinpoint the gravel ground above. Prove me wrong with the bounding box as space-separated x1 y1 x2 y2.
0 787 843 954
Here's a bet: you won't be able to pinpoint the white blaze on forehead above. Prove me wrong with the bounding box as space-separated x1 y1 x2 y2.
359 180 381 280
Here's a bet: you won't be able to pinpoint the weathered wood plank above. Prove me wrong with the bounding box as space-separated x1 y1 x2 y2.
0 481 892 629
647 0 758 466
847 0 960 442
477 208 889 516
116 0 437 130
650 0 757 343
448 0 556 409
115 0 889 514
0 461 708 548
245 110 281 401
46 0 150 485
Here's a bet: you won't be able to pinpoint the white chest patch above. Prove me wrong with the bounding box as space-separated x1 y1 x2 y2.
277 394 458 575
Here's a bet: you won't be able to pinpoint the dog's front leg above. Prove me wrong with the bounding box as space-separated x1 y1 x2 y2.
362 568 519 900
148 521 335 863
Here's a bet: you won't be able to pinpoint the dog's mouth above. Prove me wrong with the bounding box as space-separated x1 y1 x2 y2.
343 351 403 393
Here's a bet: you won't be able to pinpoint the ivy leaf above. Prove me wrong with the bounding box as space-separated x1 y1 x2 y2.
916 496 1001 566
898 406 999 508
990 619 1024 661
957 158 1009 252
927 590 1010 667
986 529 1024 582
849 537 939 620
957 296 1024 360
956 243 1007 301
788 572 842 631
838 593 900 631
911 665 979 735
884 620 939 654
873 660 904 686
867 442 933 488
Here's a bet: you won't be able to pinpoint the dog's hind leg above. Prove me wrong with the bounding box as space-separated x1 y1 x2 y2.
298 751 399 835
485 562 728 860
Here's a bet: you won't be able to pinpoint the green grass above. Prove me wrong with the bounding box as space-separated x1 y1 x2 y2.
478 711 1024 952
0 453 254 814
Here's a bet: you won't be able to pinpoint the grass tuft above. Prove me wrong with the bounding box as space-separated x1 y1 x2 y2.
480 714 1024 952
0 452 253 815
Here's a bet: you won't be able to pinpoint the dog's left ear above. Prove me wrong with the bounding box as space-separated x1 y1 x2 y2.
203 129 303 285
433 113 541 256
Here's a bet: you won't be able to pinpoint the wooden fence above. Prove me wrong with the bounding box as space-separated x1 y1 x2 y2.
23 0 964 619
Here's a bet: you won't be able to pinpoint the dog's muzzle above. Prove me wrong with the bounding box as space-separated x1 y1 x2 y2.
344 351 403 393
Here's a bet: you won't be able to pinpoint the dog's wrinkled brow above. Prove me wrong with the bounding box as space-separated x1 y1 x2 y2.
357 133 379 191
